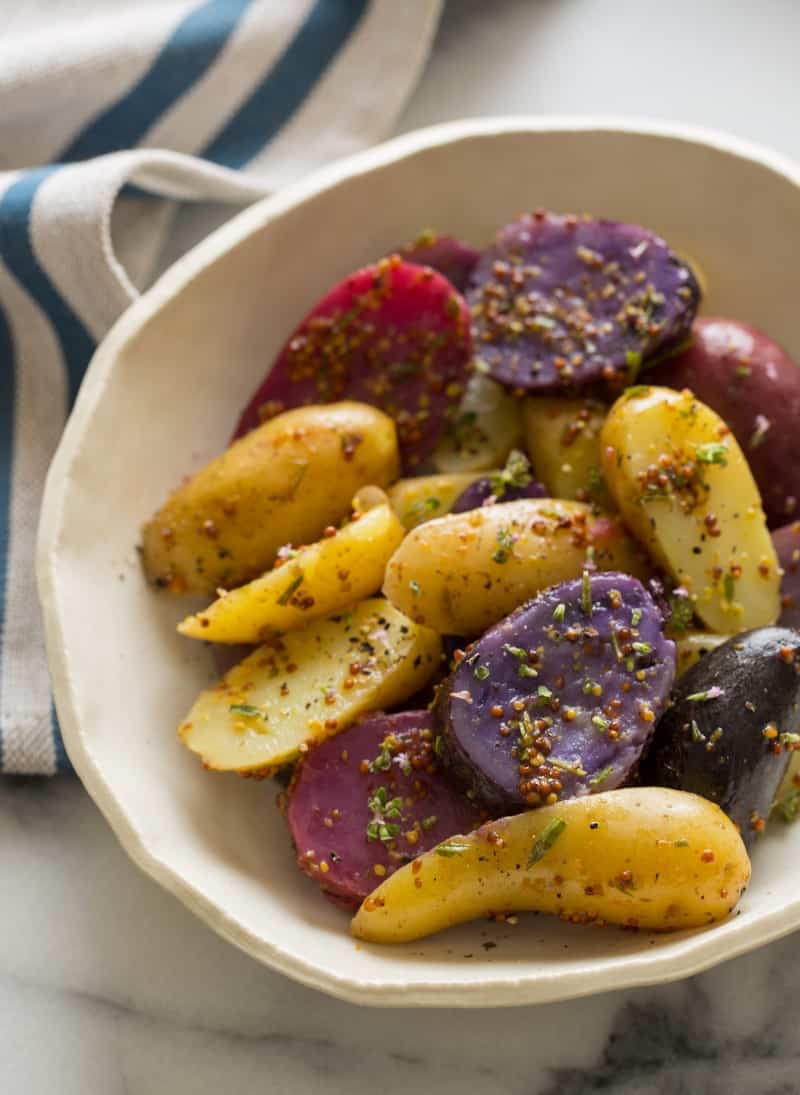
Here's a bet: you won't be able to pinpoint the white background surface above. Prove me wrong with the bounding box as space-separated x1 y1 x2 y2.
5 2 800 1091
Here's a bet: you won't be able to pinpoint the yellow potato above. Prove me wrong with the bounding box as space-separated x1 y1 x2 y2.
523 396 611 506
432 372 522 473
388 472 485 530
351 787 750 943
774 753 800 821
601 386 779 633
177 489 405 643
674 630 726 676
179 598 441 774
383 498 649 635
141 402 399 595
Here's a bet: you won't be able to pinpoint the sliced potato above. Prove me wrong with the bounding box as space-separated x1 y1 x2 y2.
179 598 441 774
351 787 750 943
388 472 486 530
432 372 522 473
383 498 650 635
141 402 399 595
601 386 780 633
522 396 611 506
177 490 404 643
674 630 726 676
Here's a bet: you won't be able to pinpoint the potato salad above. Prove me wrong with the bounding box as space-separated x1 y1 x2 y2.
141 212 800 945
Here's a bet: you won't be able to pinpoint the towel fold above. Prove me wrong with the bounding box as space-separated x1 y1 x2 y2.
0 0 442 774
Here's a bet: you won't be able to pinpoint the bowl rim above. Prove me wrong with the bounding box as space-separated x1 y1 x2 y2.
37 115 800 1007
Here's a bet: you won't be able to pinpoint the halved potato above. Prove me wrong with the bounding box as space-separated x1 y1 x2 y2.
141 402 399 594
522 396 610 505
179 598 441 773
601 386 780 633
674 630 726 676
388 472 486 530
383 498 649 635
432 372 522 473
177 489 404 643
351 787 750 943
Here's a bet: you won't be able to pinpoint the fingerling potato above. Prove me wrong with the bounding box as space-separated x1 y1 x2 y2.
142 402 399 595
177 489 404 643
388 472 486 530
179 598 441 774
351 787 750 943
601 386 779 633
522 396 611 505
432 372 523 474
383 499 649 635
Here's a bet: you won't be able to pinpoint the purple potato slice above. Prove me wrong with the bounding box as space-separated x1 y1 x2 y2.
286 710 484 907
397 231 481 293
467 212 699 392
439 572 676 813
450 449 547 513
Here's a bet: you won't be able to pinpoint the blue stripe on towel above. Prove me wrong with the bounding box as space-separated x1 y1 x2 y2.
60 0 255 162
0 305 14 772
0 168 95 404
201 0 369 168
51 705 72 774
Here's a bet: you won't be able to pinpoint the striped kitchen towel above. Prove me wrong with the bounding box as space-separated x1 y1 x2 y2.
0 0 442 775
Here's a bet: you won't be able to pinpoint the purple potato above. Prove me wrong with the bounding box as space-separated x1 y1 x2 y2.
773 522 800 628
643 627 800 846
648 317 800 527
438 572 676 814
397 232 481 293
285 710 484 907
467 212 699 392
450 449 547 513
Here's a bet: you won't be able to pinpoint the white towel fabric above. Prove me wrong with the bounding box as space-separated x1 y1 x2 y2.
0 0 442 774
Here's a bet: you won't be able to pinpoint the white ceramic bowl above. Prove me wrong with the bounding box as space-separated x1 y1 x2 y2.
39 117 800 1007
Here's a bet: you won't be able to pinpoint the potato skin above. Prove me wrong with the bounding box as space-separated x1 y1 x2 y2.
522 396 611 506
178 598 441 774
601 386 779 633
177 494 404 643
647 317 800 527
382 498 649 635
351 787 750 943
142 402 399 594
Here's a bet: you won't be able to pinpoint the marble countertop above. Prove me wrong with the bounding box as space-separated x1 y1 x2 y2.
5 2 800 1091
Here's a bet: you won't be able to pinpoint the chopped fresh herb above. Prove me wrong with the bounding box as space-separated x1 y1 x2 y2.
436 837 472 857
366 820 401 843
434 735 444 757
229 703 266 720
527 818 566 867
387 361 423 378
735 364 751 378
277 571 304 605
780 732 800 746
632 641 652 655
690 719 705 743
492 525 515 564
686 686 724 703
668 591 695 633
591 715 609 733
421 815 438 831
503 644 529 660
531 315 556 330
474 664 490 681
370 740 393 772
489 449 534 498
518 664 538 678
536 685 553 705
674 839 690 848
723 573 736 602
631 608 642 627
552 603 566 622
409 579 422 597
775 787 800 822
404 497 441 523
695 442 729 466
611 630 623 661
626 349 643 382
589 765 614 786
581 569 592 616
367 787 403 818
